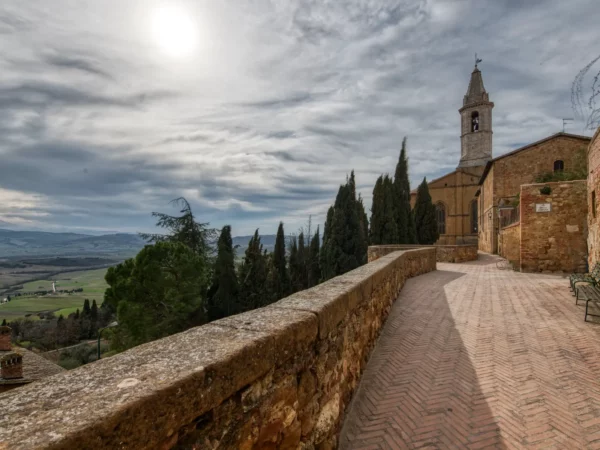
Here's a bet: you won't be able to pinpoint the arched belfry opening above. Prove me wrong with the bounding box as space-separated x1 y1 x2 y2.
471 111 479 132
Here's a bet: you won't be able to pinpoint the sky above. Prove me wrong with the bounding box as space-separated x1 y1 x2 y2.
0 0 599 237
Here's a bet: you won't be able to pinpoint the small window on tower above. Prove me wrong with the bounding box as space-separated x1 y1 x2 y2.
471 111 480 132
554 160 564 172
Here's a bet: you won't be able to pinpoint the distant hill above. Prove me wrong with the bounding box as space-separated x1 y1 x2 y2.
0 229 146 259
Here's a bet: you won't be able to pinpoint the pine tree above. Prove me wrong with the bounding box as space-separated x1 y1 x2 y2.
207 225 239 321
238 230 269 311
414 177 439 245
308 227 321 288
1 319 6 326
394 137 417 244
320 171 368 281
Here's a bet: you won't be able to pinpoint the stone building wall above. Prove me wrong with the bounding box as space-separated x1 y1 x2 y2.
499 222 520 267
588 128 600 268
520 180 588 273
368 244 478 263
0 249 436 450
410 168 482 246
478 133 590 255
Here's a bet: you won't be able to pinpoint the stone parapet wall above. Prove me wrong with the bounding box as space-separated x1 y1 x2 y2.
0 249 436 450
499 222 521 268
588 128 600 268
368 244 478 263
520 180 588 273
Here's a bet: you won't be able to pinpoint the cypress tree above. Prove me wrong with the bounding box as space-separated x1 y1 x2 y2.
1 319 5 326
288 236 301 293
369 176 385 245
90 300 98 322
394 137 417 244
308 227 321 288
238 229 268 311
267 222 290 301
82 299 91 318
297 232 308 291
207 225 240 321
414 177 439 245
381 175 399 244
320 171 368 281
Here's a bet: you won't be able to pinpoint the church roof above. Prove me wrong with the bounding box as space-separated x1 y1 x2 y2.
464 66 488 105
477 132 592 186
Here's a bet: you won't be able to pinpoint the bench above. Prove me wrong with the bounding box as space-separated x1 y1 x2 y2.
578 285 600 322
570 262 600 298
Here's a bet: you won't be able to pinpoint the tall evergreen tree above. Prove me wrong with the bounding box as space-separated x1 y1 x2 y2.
207 225 239 321
267 222 290 301
308 227 321 288
320 171 368 281
90 300 98 322
288 236 302 293
414 177 439 245
369 176 385 245
394 137 417 244
238 229 269 311
370 175 398 244
297 232 309 290
82 299 91 318
1 319 6 326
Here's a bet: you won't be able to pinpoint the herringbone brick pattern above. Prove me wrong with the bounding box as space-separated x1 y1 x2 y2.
340 254 600 449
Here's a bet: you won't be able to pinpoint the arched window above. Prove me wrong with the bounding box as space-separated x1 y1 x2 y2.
470 200 478 233
436 203 446 235
554 160 564 172
471 111 480 132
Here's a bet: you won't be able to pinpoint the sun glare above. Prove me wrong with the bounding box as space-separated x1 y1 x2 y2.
151 5 198 58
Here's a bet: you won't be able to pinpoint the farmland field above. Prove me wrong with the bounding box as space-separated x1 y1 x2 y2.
0 268 108 322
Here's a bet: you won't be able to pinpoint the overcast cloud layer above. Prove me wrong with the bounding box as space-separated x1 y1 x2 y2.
0 0 598 237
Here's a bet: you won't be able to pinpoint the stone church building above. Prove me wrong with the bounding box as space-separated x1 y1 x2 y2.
411 63 493 245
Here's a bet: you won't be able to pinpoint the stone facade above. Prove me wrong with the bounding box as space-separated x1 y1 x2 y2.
0 248 436 450
368 244 478 263
520 181 588 273
459 66 494 168
0 326 10 351
498 222 520 267
478 133 591 254
588 128 600 268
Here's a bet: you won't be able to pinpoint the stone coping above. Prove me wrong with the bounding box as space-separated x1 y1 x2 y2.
0 248 436 450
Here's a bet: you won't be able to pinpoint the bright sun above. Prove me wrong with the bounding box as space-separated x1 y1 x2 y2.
151 5 198 58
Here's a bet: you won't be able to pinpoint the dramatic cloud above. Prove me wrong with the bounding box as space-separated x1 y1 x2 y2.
0 0 598 236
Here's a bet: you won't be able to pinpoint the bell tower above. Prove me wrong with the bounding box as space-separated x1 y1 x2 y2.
458 61 493 168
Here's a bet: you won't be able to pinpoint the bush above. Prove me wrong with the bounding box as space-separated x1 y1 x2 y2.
58 357 81 370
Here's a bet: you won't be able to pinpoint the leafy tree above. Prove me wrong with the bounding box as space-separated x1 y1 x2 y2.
320 171 368 281
394 138 417 244
308 227 321 288
140 197 216 258
103 241 210 349
414 177 439 245
267 222 290 301
238 229 269 311
207 226 239 321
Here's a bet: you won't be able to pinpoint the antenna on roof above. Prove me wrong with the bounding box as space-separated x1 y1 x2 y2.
475 53 483 68
562 118 573 132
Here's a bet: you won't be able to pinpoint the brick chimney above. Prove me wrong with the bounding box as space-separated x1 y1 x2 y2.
0 326 11 351
1 352 23 379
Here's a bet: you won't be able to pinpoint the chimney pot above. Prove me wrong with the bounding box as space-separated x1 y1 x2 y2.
0 326 11 351
1 352 23 380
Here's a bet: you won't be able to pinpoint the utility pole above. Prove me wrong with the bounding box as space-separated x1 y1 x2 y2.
562 118 574 132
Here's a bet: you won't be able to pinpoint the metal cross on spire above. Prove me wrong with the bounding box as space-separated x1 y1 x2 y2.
475 53 483 68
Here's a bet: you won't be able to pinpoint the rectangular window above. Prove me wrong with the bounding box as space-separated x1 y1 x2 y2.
593 191 597 218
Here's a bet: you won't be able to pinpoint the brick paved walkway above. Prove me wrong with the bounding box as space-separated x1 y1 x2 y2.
340 254 600 449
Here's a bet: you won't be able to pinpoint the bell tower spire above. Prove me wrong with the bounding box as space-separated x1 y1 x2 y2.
458 59 493 168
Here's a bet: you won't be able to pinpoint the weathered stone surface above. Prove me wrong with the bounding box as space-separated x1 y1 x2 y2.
499 221 520 267
0 248 436 450
520 180 587 273
368 244 477 264
588 127 600 268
